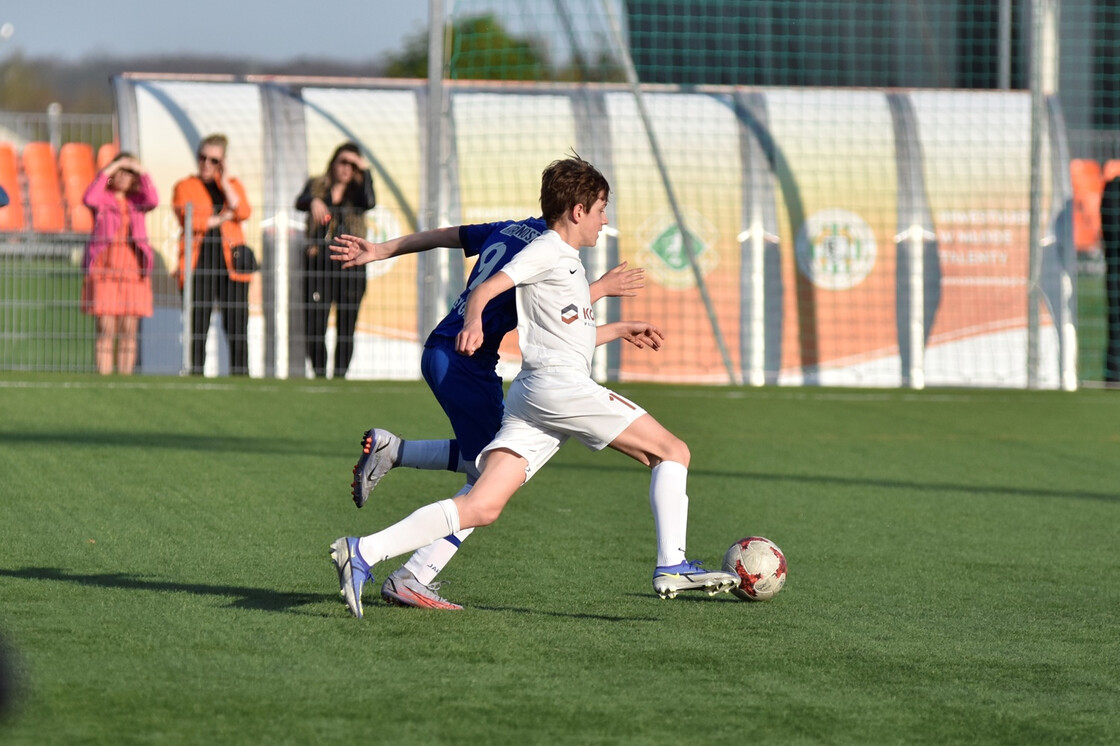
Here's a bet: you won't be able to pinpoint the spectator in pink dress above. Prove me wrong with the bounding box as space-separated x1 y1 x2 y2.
80 152 158 375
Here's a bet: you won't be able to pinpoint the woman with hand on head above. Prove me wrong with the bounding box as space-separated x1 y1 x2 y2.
173 133 254 376
80 152 158 375
295 142 375 378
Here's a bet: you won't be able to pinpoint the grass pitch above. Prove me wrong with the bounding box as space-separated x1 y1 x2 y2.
1 374 1118 744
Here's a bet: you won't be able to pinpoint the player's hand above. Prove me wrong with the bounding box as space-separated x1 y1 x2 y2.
619 321 663 351
456 319 484 356
329 234 379 268
594 261 644 298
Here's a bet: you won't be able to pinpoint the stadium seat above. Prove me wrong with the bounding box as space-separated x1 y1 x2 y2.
21 142 66 233
1070 159 1103 253
60 142 96 233
96 142 119 171
0 141 26 232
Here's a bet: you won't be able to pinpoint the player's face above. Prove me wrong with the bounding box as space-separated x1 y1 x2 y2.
580 196 609 247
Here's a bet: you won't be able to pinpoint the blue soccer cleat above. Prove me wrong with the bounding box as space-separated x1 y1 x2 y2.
652 559 738 599
330 536 373 618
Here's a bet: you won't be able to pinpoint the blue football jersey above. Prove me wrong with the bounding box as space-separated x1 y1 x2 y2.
426 217 547 354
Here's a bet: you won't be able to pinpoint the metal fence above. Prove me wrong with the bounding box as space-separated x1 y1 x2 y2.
0 109 115 153
2 0 1119 385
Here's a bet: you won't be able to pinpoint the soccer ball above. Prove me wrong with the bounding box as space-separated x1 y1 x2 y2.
723 536 787 601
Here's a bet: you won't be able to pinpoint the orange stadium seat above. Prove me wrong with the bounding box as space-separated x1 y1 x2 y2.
60 142 96 233
1070 159 1103 253
21 142 65 233
96 142 119 171
0 141 26 232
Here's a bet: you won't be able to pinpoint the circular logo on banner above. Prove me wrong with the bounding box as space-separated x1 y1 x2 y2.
795 208 877 291
636 210 719 290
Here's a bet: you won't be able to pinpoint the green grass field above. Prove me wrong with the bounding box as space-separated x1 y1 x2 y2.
1 374 1118 744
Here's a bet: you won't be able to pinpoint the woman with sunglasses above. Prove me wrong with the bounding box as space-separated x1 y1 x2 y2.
295 142 375 378
172 133 254 375
80 152 158 375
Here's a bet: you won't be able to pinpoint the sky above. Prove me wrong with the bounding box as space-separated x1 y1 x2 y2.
0 2 430 63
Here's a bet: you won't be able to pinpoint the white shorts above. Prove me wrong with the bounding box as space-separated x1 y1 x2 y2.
479 369 647 482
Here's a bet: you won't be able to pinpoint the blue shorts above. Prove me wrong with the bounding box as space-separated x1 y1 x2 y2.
421 337 505 463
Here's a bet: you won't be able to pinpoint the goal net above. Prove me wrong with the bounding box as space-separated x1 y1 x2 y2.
436 0 1076 388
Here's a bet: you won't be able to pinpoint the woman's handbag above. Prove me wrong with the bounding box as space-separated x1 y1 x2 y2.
230 244 260 273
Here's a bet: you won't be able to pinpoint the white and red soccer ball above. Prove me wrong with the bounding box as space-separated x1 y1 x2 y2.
723 536 787 601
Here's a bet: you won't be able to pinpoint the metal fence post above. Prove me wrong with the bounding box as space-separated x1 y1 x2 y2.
182 203 193 375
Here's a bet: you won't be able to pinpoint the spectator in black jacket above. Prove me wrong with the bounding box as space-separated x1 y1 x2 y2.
295 142 376 378
1101 175 1120 383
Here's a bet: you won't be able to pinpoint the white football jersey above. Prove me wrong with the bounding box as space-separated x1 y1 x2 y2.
500 230 597 375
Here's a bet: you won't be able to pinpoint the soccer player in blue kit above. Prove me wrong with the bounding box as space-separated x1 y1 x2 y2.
329 216 642 609
329 155 738 618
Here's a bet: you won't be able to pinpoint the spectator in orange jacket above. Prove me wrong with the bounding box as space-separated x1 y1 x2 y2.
173 133 255 375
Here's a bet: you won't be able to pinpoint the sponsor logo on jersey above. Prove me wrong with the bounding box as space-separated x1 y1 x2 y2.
559 304 594 325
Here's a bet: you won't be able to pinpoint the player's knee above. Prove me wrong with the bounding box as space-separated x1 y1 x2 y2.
669 438 690 468
654 436 685 465
456 493 505 527
470 502 505 527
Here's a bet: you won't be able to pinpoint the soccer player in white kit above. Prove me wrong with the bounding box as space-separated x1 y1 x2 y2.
330 155 737 617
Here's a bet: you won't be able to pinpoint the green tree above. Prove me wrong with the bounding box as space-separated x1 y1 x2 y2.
449 14 547 80
0 52 57 111
384 14 550 81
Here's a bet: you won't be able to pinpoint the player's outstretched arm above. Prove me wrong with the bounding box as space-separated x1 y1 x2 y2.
589 261 644 302
456 272 516 356
331 226 463 269
596 321 664 350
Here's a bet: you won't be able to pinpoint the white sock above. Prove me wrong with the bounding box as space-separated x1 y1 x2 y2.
405 528 474 584
399 439 458 471
357 498 460 566
404 483 474 584
650 461 689 567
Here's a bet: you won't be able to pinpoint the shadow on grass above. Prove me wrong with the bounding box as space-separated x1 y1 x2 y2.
555 462 1120 504
623 592 742 605
0 430 336 458
0 567 332 615
0 567 666 622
